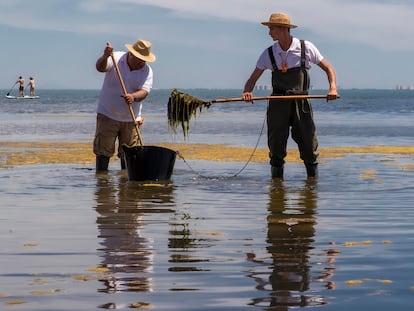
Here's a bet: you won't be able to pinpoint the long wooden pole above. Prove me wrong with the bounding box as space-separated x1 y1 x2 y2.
211 94 337 103
109 44 144 146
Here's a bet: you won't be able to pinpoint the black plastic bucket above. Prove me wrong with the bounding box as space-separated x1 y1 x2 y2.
122 145 176 181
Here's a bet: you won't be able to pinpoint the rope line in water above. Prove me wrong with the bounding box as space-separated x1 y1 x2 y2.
176 112 267 179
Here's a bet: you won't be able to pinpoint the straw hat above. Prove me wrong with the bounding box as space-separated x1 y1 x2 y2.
261 13 297 28
125 39 156 62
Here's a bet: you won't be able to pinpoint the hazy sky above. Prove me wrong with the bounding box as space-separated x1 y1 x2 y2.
0 0 413 90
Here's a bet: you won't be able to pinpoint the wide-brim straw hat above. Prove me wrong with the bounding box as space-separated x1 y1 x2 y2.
261 13 297 28
125 39 156 62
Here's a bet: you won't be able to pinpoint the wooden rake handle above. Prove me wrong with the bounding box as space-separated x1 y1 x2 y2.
211 94 338 103
108 42 144 146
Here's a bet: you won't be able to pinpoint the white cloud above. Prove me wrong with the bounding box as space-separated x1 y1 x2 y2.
1 0 413 51
0 0 413 89
116 0 414 51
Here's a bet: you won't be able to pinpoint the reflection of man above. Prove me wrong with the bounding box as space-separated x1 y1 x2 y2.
95 175 152 293
248 181 336 308
94 174 173 294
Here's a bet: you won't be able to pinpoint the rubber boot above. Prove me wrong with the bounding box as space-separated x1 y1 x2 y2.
96 155 110 172
271 166 284 180
305 163 318 178
120 157 126 170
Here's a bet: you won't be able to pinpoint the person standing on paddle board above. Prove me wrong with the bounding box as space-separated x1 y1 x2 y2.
17 76 25 97
94 39 156 171
242 12 338 180
28 77 35 96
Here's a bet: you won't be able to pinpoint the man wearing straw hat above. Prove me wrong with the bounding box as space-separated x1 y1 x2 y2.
94 39 156 171
242 12 338 180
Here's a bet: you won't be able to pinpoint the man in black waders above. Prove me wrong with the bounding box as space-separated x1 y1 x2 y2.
242 12 339 180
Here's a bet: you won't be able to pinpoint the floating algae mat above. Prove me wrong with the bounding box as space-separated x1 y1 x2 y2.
1 141 414 168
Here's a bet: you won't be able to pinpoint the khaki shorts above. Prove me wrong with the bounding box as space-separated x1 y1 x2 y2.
93 113 139 158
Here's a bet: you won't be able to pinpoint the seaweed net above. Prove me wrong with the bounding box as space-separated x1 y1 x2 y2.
167 88 211 138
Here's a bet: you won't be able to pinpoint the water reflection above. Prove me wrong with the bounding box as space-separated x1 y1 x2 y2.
167 209 221 291
168 214 213 275
94 173 175 294
249 180 336 309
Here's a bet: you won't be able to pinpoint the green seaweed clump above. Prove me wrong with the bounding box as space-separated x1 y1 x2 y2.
167 89 211 138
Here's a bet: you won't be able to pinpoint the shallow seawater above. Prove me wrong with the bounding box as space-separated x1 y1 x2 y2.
1 88 414 309
1 151 414 310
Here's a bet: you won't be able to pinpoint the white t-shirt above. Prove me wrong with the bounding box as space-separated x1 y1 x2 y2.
97 51 153 122
256 37 324 71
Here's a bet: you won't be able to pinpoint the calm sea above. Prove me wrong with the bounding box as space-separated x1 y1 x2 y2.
1 89 414 310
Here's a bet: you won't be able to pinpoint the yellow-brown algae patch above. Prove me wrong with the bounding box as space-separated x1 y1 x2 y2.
87 266 110 273
1 142 414 167
73 275 94 281
359 169 378 180
30 278 50 285
377 279 393 284
4 300 27 305
267 217 316 225
0 141 95 168
359 169 383 183
342 240 372 247
195 231 224 236
165 143 280 163
142 183 165 187
129 301 153 309
325 145 414 155
345 280 363 285
30 289 61 295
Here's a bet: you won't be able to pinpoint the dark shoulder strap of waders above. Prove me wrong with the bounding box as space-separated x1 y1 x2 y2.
300 39 309 91
300 40 306 68
267 46 278 70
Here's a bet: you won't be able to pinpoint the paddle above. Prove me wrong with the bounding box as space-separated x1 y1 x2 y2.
6 82 17 96
108 42 144 146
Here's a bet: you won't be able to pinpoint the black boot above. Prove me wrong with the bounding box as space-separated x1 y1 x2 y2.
271 166 284 180
96 155 110 172
120 157 126 170
305 163 318 178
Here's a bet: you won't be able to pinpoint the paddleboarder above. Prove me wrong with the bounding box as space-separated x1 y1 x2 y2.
242 12 339 180
28 77 36 96
17 76 25 97
94 39 156 171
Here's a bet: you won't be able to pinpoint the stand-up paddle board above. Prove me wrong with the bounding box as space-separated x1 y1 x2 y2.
5 95 40 99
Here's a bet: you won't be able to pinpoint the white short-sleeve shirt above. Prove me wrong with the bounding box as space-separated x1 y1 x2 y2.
97 51 153 122
256 37 324 71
